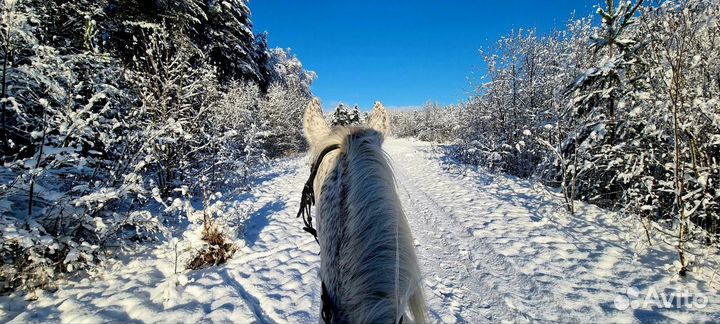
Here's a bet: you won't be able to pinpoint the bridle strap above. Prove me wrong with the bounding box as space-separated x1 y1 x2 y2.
297 144 341 244
297 144 339 324
321 282 333 324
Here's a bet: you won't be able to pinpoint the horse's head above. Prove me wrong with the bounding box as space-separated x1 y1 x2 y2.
303 97 390 153
300 98 391 216
299 99 427 323
298 97 391 245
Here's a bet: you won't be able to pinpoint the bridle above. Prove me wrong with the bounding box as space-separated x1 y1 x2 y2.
296 143 341 323
297 143 341 244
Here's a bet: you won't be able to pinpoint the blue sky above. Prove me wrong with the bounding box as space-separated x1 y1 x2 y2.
250 1 596 110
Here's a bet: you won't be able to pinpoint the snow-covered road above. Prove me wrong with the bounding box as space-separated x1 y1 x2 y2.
2 138 719 323
385 139 718 323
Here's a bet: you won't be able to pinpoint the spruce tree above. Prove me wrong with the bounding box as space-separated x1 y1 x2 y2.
350 105 361 125
561 0 646 208
331 103 351 126
198 0 262 85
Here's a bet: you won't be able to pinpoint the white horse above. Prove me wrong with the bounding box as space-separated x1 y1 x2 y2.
298 98 426 323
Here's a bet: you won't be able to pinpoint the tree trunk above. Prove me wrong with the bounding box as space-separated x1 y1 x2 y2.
1 43 9 154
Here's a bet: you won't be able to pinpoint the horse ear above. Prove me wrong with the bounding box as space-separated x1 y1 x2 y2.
304 97 331 147
367 101 390 136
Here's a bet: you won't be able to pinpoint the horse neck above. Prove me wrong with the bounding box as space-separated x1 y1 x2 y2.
314 129 417 323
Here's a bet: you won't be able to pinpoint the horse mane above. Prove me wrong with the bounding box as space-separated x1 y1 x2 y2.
309 127 426 323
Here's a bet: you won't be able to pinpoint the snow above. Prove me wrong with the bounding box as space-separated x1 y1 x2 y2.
1 138 719 323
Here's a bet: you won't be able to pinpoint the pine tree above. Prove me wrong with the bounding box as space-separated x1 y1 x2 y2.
331 103 352 126
350 105 361 125
198 0 261 84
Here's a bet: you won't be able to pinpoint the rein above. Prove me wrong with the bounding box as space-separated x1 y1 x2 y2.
297 144 340 324
297 144 341 244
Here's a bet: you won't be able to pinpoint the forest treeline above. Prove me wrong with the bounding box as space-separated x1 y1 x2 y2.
391 0 720 275
0 0 314 292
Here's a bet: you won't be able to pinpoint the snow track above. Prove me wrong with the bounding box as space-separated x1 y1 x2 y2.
384 139 719 323
388 140 566 323
2 138 719 323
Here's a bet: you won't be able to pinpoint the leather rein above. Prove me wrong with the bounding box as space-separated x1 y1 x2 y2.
296 144 341 244
296 144 341 323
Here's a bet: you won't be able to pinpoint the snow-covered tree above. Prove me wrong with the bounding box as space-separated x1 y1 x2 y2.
350 105 361 125
198 0 259 84
390 103 464 143
392 0 720 276
0 0 316 293
264 46 316 95
331 103 352 127
259 82 312 157
634 0 720 275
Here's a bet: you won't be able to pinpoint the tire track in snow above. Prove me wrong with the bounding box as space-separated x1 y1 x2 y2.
387 140 570 323
395 175 508 323
396 168 530 323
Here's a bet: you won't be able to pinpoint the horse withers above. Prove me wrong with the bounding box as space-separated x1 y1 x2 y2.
298 98 427 323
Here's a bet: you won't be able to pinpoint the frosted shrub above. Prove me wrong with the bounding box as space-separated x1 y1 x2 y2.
1 0 315 293
393 0 720 276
